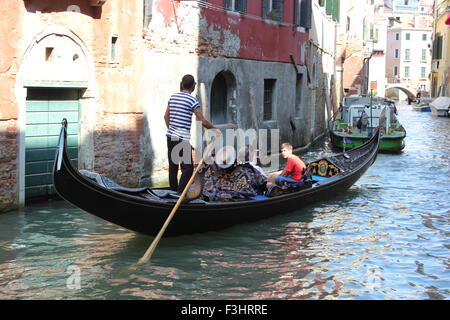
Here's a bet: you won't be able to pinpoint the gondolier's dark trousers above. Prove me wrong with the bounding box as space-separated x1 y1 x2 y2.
167 136 194 193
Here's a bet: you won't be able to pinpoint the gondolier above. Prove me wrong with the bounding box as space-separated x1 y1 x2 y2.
164 74 218 193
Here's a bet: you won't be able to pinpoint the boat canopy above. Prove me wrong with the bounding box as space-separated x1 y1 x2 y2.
342 96 395 126
345 104 395 132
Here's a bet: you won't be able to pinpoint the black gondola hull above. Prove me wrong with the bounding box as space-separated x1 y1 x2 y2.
53 120 380 236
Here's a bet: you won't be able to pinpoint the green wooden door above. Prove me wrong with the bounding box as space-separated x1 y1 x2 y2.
25 89 80 200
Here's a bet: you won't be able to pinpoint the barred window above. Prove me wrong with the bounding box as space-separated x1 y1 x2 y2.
263 79 276 121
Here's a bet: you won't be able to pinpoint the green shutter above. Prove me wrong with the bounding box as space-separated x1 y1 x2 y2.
333 0 340 23
326 0 333 16
436 35 443 60
325 0 340 22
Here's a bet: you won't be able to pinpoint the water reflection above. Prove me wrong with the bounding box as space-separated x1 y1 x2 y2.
0 105 449 299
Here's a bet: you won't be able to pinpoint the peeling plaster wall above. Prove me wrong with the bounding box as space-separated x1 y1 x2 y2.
0 0 149 210
146 0 307 63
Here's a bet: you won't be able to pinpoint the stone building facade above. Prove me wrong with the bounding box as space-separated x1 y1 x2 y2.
0 0 333 212
431 0 450 97
335 0 377 100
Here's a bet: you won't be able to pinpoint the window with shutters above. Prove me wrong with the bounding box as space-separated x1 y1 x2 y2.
294 0 301 26
295 0 312 29
421 67 426 79
404 66 410 78
325 0 340 22
404 49 410 61
293 0 312 29
262 0 284 22
432 34 443 60
224 0 247 13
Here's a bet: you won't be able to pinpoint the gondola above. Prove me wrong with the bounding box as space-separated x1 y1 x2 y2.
53 119 381 237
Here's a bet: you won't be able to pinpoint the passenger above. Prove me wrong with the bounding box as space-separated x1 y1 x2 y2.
267 143 306 187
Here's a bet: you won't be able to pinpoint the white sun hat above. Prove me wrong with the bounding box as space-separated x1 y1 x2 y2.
215 145 236 169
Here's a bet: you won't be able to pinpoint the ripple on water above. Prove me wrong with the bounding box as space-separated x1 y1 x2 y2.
0 108 449 299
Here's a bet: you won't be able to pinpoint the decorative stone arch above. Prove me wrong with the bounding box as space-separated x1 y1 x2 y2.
15 25 97 205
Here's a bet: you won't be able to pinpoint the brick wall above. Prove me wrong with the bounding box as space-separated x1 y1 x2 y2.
0 120 18 212
93 112 146 187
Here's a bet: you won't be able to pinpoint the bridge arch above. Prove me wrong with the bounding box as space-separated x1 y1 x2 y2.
385 84 417 99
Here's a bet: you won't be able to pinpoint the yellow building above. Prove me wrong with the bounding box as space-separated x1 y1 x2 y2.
431 0 450 97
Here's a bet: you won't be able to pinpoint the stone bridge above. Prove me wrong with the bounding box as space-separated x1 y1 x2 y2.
385 83 417 99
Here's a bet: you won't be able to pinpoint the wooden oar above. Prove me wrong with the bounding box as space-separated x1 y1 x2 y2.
132 137 217 267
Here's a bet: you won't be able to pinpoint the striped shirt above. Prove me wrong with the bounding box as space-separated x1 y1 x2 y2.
166 92 200 141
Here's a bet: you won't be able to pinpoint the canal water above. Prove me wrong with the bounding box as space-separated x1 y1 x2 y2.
1 104 449 300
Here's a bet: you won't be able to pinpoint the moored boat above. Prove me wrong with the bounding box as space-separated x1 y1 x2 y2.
411 97 432 112
430 96 450 117
330 96 406 153
53 118 381 236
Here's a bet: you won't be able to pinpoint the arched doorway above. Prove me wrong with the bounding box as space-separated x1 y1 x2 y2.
210 71 237 125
